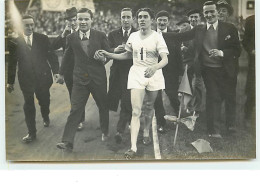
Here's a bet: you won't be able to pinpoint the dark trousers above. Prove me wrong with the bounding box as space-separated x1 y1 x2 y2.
154 90 166 127
62 81 109 144
164 72 180 115
202 66 236 134
64 74 85 123
117 71 132 134
22 86 50 136
245 55 255 119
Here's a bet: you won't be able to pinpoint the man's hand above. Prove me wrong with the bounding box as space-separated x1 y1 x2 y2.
7 84 14 93
114 44 126 53
209 49 223 58
144 66 157 78
94 50 107 63
56 74 64 84
61 23 71 38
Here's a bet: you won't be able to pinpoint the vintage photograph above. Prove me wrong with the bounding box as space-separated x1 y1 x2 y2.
4 0 255 161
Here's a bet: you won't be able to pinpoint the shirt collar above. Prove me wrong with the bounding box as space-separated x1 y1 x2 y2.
157 27 167 33
79 29 90 40
122 27 131 36
23 33 33 45
206 20 218 30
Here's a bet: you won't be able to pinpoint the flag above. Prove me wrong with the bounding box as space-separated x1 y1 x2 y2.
178 65 192 110
41 0 95 12
191 139 213 153
180 115 198 131
8 0 23 35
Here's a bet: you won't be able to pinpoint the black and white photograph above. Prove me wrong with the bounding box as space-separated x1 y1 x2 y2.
4 0 256 162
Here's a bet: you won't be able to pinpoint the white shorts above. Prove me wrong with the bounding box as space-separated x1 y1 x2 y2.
127 65 165 91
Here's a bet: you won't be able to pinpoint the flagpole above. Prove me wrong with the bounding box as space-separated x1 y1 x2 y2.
173 94 183 147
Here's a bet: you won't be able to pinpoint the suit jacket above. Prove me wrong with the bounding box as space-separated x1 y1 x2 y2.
242 15 255 54
163 21 241 78
52 31 74 78
162 28 182 77
107 27 136 111
8 32 59 92
60 29 110 86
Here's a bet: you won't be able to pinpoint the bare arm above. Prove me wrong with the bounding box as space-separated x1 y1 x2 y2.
100 50 132 61
145 52 168 78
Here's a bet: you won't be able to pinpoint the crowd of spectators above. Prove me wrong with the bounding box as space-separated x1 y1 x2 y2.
5 1 245 38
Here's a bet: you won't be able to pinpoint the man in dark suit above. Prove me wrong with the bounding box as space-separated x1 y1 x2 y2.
107 8 136 143
180 9 204 115
163 1 241 137
242 15 255 122
7 15 59 143
56 8 110 151
52 7 84 131
155 10 183 133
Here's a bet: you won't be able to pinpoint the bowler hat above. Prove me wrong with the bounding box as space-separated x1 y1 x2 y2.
216 0 234 15
64 7 77 20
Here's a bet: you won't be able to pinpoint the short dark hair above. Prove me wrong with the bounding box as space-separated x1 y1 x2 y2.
22 14 34 22
203 1 216 7
77 8 93 19
136 8 155 20
121 8 133 14
156 10 170 19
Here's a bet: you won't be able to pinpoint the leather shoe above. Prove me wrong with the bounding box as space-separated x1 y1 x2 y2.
43 118 50 127
56 142 73 152
208 133 222 138
77 122 84 131
157 126 165 133
22 134 36 143
115 132 122 144
102 133 109 141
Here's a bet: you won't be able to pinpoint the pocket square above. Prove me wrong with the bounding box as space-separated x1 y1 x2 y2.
225 35 231 40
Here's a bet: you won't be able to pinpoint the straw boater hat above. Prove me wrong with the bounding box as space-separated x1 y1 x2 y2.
64 7 77 20
216 0 234 15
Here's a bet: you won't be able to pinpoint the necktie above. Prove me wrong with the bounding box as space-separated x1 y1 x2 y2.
208 24 214 31
82 33 88 40
123 30 128 42
27 36 31 50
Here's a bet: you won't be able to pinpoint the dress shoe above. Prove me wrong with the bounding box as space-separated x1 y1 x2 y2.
208 133 222 138
56 142 73 152
22 134 36 143
102 133 109 141
157 126 165 133
77 122 84 131
114 132 122 144
43 118 50 127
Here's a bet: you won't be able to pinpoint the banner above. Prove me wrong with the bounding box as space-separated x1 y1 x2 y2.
41 0 95 12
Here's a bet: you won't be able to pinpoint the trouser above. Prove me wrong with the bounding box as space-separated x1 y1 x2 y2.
164 72 180 115
154 90 166 127
64 74 85 123
201 66 236 134
22 86 50 136
245 55 255 119
62 81 109 144
116 70 132 134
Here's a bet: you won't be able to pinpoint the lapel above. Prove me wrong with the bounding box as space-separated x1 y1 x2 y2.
197 24 207 51
88 29 95 57
217 21 225 49
18 34 32 53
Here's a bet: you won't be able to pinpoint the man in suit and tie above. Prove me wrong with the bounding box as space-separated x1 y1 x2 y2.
163 1 241 137
7 15 59 143
107 8 137 143
155 10 183 133
52 7 85 131
56 8 110 151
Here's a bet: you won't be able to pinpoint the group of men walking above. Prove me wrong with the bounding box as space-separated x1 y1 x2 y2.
7 0 254 159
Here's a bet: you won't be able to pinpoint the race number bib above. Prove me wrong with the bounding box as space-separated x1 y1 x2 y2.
137 47 147 61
